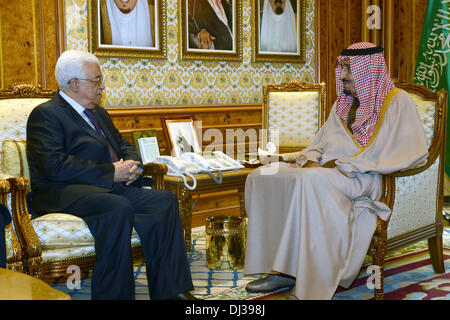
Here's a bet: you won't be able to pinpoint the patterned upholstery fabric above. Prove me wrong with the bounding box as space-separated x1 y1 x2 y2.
0 98 48 144
41 235 142 263
267 91 320 147
32 213 140 249
0 98 47 178
2 140 28 178
387 93 438 239
32 213 96 248
32 213 141 263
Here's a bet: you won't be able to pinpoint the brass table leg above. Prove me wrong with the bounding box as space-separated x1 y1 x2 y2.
167 183 193 252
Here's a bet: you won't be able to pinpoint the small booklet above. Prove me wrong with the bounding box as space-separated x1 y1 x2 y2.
138 137 160 163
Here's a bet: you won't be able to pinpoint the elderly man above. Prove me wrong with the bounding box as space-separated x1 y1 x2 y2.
244 42 429 299
26 50 196 300
260 0 297 53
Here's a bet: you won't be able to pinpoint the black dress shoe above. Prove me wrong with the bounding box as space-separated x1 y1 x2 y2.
246 274 296 293
174 292 199 300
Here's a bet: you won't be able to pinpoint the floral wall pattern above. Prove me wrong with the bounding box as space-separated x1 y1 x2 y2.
65 0 316 107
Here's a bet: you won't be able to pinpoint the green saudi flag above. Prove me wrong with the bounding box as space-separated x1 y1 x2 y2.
414 0 450 178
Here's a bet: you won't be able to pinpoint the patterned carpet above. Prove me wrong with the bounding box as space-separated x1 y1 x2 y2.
51 226 450 300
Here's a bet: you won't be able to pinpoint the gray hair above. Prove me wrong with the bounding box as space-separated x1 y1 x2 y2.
55 50 101 89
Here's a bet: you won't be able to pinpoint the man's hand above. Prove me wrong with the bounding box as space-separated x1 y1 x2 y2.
303 160 321 168
197 29 215 49
113 159 143 185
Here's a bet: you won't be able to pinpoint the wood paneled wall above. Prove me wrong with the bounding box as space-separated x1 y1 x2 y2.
317 0 428 114
0 0 64 89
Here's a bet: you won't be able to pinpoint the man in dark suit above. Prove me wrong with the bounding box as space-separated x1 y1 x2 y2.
26 50 196 300
188 0 233 50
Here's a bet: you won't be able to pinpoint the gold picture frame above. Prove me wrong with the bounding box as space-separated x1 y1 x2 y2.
88 0 167 59
179 0 242 61
253 0 306 63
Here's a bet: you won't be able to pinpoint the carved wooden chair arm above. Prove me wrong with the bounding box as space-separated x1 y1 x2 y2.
143 162 168 190
0 178 23 272
7 177 44 278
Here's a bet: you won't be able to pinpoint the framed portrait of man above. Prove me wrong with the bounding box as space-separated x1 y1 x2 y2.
180 0 242 61
253 0 306 63
89 0 167 59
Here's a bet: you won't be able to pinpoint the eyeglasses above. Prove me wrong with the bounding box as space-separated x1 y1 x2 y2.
68 76 104 85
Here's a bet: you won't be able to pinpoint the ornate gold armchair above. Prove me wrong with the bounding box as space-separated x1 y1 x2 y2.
1 174 23 272
0 83 167 282
368 80 447 299
261 80 327 159
271 80 447 300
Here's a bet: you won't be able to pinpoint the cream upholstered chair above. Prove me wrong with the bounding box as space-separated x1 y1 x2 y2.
0 83 167 282
274 79 447 300
261 80 327 158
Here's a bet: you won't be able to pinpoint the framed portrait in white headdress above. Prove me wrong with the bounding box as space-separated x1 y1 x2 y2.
89 0 167 59
253 0 306 63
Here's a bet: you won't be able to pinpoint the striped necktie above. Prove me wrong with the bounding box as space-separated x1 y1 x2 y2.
83 109 120 163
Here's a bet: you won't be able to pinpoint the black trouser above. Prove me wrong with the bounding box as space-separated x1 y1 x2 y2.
64 184 194 300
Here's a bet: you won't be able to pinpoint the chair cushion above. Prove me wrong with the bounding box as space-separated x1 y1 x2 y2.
2 140 28 178
32 213 95 248
32 213 141 250
41 234 142 263
41 245 96 263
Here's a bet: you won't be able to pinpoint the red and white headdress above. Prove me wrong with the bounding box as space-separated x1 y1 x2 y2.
335 42 395 147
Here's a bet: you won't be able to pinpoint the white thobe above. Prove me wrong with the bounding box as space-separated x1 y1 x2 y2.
244 88 429 299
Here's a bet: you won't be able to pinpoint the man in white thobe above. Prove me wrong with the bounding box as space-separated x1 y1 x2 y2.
260 0 297 53
244 42 429 300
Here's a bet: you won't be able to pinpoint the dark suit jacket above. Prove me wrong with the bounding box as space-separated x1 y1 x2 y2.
188 0 233 50
26 92 143 215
